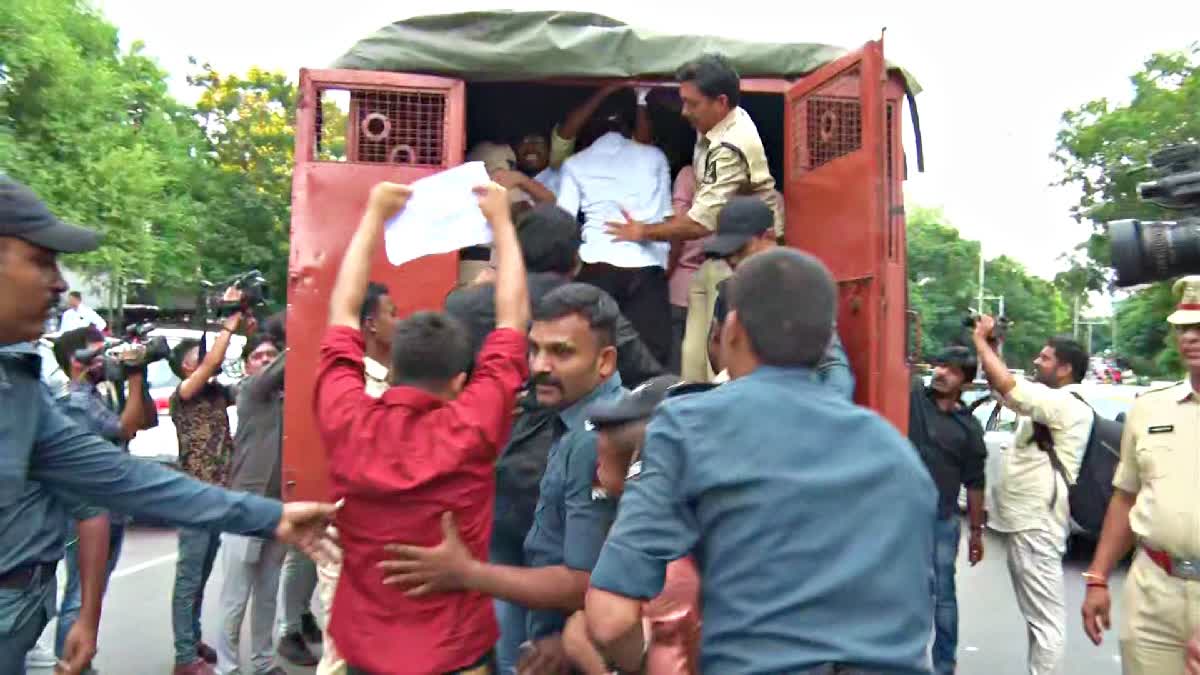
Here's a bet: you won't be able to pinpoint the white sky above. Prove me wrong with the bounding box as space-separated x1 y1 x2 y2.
96 0 1199 289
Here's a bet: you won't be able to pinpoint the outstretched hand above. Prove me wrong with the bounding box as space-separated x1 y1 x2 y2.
605 208 647 242
380 512 476 596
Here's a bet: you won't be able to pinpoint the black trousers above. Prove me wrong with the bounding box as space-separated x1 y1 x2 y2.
577 262 673 368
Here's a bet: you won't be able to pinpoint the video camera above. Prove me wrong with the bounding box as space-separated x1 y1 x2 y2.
963 312 1012 342
73 321 170 383
204 270 269 318
1108 144 1200 286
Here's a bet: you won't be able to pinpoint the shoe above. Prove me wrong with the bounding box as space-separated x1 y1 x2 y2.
25 643 57 668
172 658 216 675
277 632 318 666
196 641 218 664
300 611 323 644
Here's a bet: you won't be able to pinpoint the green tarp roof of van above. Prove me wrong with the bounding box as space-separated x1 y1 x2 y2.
333 11 919 92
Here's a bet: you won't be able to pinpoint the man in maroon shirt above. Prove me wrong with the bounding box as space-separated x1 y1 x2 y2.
313 179 531 675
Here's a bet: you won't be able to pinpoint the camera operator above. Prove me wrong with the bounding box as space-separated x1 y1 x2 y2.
167 295 251 674
971 315 1092 675
217 330 292 675
52 326 157 669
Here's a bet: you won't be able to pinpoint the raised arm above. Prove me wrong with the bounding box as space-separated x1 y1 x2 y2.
329 182 413 329
177 306 243 402
971 315 1016 397
558 83 623 146
476 182 530 333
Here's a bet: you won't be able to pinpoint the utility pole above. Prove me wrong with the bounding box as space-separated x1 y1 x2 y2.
977 248 986 315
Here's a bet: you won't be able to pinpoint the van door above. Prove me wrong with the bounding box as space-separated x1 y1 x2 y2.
285 69 466 501
783 40 909 433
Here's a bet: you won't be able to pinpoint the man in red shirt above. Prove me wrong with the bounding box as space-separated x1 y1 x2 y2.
313 180 531 675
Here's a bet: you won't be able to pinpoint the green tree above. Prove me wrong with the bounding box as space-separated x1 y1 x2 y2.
0 0 217 309
906 206 982 359
1054 45 1200 369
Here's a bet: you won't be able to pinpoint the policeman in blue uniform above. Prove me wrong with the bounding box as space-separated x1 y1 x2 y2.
0 176 336 671
583 247 937 675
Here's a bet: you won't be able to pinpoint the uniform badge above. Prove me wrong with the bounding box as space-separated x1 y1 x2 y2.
1148 425 1174 434
702 157 718 185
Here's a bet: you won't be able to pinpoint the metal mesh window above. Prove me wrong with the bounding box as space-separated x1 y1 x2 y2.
791 68 863 173
314 87 447 166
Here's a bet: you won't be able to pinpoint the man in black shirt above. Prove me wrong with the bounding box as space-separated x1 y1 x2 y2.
909 346 987 675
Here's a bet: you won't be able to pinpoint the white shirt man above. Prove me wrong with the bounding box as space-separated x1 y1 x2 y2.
58 293 106 333
556 131 673 270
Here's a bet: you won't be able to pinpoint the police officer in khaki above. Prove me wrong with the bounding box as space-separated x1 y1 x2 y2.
1082 275 1200 675
605 53 783 382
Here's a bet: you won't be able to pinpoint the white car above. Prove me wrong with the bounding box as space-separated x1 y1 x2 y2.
127 328 246 466
958 383 1142 538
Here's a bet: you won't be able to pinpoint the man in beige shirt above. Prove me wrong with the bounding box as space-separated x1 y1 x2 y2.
605 54 783 382
314 282 396 675
1082 275 1200 675
973 316 1093 675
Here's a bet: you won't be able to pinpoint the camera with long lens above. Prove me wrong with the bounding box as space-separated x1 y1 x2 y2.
963 312 1012 342
73 321 170 383
1107 144 1200 286
206 270 269 318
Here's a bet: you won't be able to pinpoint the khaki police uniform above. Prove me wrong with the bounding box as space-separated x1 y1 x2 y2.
1113 277 1200 675
681 107 782 381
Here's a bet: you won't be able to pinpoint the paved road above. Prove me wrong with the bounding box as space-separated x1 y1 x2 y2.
30 524 1128 674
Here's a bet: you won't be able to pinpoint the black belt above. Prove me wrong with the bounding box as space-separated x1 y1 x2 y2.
0 561 58 589
460 246 491 262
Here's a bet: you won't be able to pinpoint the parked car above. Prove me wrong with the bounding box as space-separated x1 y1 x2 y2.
957 383 1142 539
127 328 246 466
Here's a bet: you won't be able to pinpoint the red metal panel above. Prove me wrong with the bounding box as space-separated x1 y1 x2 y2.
284 69 466 502
783 41 909 434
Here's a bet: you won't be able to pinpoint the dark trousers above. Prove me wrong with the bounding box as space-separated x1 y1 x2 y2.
577 263 672 367
348 650 494 675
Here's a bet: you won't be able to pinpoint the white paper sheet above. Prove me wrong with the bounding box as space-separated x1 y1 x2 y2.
384 161 493 266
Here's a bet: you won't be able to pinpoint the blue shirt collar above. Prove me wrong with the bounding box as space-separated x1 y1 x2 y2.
558 372 624 431
742 364 816 382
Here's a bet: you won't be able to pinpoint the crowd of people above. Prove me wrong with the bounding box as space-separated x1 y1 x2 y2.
3 48 1200 675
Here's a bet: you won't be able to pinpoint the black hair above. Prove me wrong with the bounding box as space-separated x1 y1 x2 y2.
169 338 200 380
360 282 390 326
53 326 103 374
68 290 82 300
532 283 619 348
727 248 834 367
676 53 741 108
590 88 637 137
517 205 581 275
391 311 473 387
1046 335 1089 384
936 346 978 381
261 309 287 345
243 333 282 364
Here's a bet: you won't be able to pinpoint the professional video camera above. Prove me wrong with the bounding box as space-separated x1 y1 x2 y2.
73 321 170 383
1108 144 1200 286
204 270 269 318
963 312 1012 342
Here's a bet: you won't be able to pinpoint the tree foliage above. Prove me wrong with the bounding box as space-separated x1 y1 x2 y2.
0 0 344 316
907 207 1065 369
1054 45 1200 376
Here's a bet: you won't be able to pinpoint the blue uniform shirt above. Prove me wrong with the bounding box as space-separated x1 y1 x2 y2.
0 344 284 546
591 366 936 674
523 373 624 639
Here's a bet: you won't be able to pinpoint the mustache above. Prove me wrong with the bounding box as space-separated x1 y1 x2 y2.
531 372 562 389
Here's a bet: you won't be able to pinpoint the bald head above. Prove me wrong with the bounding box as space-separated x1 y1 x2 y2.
727 248 836 367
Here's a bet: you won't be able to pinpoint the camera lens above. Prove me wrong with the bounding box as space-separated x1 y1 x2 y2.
1109 218 1200 287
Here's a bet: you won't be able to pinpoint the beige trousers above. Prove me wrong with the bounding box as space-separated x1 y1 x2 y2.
1003 529 1067 675
315 559 346 675
1119 549 1200 675
680 259 730 383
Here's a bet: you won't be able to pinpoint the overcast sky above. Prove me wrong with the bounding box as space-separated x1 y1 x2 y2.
96 0 1199 285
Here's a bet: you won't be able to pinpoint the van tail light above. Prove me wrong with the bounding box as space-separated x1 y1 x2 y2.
155 397 170 413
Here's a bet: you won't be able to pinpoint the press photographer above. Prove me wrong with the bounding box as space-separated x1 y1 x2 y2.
166 286 254 673
1108 144 1200 286
52 325 160 670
